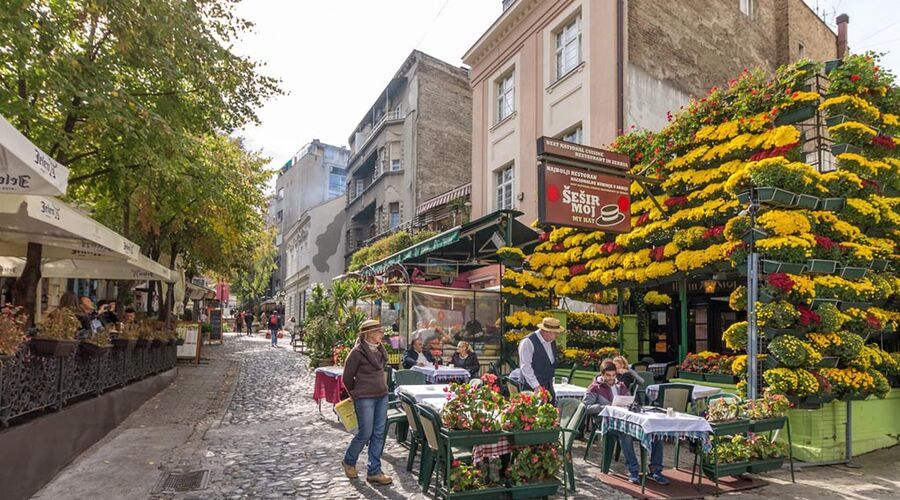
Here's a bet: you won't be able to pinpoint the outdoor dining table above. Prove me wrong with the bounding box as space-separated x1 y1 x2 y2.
312 366 345 411
410 365 471 384
599 405 713 492
396 384 451 403
646 383 722 403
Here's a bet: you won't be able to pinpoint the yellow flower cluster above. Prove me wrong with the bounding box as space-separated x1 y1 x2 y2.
755 234 815 258
836 153 891 179
666 126 799 172
501 287 549 299
503 269 550 291
567 311 619 330
808 211 863 241
763 367 819 397
882 113 900 128
819 95 881 123
562 231 605 248
757 210 812 236
503 329 529 344
643 291 672 306
780 91 820 107
661 160 740 191
813 275 877 301
687 181 728 203
497 247 526 259
845 198 882 225
675 242 740 272
505 311 544 329
829 121 878 141
819 367 877 393
668 198 739 227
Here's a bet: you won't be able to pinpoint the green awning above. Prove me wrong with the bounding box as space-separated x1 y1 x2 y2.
367 227 461 274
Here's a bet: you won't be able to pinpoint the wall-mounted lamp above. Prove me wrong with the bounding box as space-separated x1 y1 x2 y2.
702 279 718 294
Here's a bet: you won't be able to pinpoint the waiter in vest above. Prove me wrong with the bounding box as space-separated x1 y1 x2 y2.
518 317 562 404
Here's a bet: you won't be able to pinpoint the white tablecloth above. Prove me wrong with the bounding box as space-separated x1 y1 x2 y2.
411 365 471 383
554 383 586 399
600 405 713 452
646 383 721 403
396 384 451 402
420 398 449 412
314 366 344 378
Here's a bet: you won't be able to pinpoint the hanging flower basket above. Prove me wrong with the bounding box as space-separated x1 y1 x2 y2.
796 194 820 209
749 416 786 433
774 105 816 126
869 259 890 272
702 461 750 480
754 187 798 206
811 298 841 309
817 198 846 211
761 259 806 274
824 59 843 74
764 326 801 340
837 266 867 279
806 259 839 274
710 419 750 437
741 228 769 244
30 338 78 357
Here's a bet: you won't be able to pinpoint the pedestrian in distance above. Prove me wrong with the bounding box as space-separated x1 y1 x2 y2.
269 310 280 347
245 312 254 336
341 320 392 486
235 311 243 335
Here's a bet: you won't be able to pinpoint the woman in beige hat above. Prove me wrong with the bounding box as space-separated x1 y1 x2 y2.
341 319 393 486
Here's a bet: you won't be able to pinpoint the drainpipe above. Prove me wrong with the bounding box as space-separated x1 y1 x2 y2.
836 14 849 58
616 0 625 135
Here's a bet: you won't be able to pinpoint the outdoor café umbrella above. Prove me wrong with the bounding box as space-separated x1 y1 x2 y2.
0 115 68 196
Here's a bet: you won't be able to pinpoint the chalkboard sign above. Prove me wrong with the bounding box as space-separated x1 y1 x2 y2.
209 308 223 343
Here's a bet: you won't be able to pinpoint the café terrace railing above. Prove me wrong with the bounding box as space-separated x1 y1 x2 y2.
0 343 177 427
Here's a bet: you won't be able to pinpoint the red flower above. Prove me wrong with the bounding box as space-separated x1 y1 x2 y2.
664 196 688 207
650 246 666 262
538 232 549 242
850 74 860 82
766 273 795 294
814 234 835 250
452 459 461 467
552 243 564 252
797 306 821 326
635 213 651 226
702 225 725 240
866 314 882 331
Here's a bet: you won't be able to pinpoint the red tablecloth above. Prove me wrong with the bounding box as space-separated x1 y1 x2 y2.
313 370 345 405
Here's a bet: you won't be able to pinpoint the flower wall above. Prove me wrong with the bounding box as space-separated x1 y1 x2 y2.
501 53 900 402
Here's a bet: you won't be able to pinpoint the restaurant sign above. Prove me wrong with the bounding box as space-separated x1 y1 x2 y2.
537 137 632 233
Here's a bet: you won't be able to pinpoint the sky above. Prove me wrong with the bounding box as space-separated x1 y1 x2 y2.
232 0 900 182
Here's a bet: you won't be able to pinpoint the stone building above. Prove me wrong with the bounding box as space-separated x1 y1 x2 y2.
344 50 472 267
464 0 847 225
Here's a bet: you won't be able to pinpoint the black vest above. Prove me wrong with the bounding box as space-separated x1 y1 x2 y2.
525 331 557 390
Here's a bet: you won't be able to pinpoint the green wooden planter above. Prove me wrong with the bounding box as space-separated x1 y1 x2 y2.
811 298 841 309
737 190 751 205
703 461 750 480
838 266 867 279
443 430 507 447
759 289 776 303
806 259 839 274
678 370 705 382
740 228 768 244
774 105 816 126
508 481 560 499
817 197 846 211
764 326 801 340
831 143 863 155
796 194 820 209
841 394 870 402
749 417 786 433
505 429 560 446
704 373 739 384
748 457 785 474
442 486 509 499
762 259 806 274
839 301 870 311
710 419 750 436
870 259 890 272
756 187 798 206
825 115 852 127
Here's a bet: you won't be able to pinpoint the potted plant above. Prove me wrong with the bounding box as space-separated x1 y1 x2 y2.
500 387 560 445
706 398 750 436
80 325 113 357
506 444 562 497
704 435 752 478
442 374 505 444
747 434 787 473
32 308 81 357
114 323 140 349
497 247 526 268
745 390 790 432
0 304 28 359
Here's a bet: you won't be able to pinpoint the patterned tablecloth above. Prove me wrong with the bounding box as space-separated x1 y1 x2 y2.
646 383 722 403
554 383 587 400
648 363 670 378
599 405 713 453
312 366 345 406
411 365 471 384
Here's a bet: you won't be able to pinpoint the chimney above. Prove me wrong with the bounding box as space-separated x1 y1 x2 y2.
836 14 849 58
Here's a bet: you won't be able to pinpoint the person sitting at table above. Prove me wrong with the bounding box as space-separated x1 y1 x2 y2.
613 355 645 388
402 338 434 369
450 341 480 377
518 317 561 404
583 363 670 486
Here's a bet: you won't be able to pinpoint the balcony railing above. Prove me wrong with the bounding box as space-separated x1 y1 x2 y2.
349 109 406 160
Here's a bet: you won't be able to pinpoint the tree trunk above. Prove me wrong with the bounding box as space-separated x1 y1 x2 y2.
116 196 131 318
160 242 178 325
13 242 43 325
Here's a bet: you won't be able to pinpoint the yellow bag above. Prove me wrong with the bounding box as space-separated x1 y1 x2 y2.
335 397 358 432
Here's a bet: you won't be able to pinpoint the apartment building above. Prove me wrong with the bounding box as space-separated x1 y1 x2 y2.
464 0 845 224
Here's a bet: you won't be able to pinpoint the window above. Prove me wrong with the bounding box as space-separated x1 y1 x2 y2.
561 125 583 144
497 71 515 122
739 0 755 18
355 179 365 198
495 165 515 210
277 187 285 200
328 168 346 197
389 202 400 229
391 159 402 171
276 210 283 222
555 15 582 79
798 43 805 58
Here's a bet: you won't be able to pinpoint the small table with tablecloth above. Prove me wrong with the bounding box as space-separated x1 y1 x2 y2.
411 365 471 384
312 366 345 411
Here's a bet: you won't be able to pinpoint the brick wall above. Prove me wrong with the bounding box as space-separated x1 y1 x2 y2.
781 0 837 65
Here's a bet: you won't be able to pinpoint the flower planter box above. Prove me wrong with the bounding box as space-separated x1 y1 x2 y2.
78 342 111 357
134 339 150 348
499 256 524 268
703 461 750 480
508 480 560 499
838 301 870 311
704 373 739 384
838 266 868 279
811 298 841 309
749 417 786 433
112 339 136 350
841 394 870 402
774 105 816 126
817 197 846 211
830 143 863 155
761 260 806 274
824 59 842 74
796 194 820 209
444 486 509 499
748 457 785 474
755 187 798 206
710 419 750 436
30 338 78 357
505 429 560 446
759 289 777 303
869 259 890 272
678 370 705 382
825 115 852 127
806 259 839 274
797 395 825 409
741 228 769 244
150 339 165 348
764 326 800 340
443 430 506 447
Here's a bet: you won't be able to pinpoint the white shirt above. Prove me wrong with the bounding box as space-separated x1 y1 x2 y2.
416 351 429 365
518 330 555 390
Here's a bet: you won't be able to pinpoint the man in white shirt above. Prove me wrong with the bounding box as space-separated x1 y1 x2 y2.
517 317 562 404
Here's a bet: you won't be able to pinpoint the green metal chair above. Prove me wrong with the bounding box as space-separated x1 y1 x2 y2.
394 368 427 386
415 402 472 494
653 383 694 469
558 399 585 493
398 392 425 473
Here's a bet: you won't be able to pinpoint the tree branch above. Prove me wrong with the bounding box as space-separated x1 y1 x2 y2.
65 148 99 166
68 163 143 185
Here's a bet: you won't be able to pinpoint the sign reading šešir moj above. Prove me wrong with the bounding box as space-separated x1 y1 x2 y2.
537 137 632 233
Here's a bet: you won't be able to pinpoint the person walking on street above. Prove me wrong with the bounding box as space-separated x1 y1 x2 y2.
341 320 392 486
235 311 244 335
518 317 562 404
269 310 281 347
245 312 254 337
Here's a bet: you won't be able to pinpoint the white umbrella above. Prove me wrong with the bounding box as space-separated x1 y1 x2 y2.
0 255 172 282
0 115 68 196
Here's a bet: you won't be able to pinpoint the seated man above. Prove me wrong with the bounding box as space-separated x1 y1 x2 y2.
583 362 670 486
402 338 434 369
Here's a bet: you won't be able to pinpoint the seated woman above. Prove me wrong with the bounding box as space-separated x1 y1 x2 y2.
402 338 434 369
450 341 480 378
613 355 645 388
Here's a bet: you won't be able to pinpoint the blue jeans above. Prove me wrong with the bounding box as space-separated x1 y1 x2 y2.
615 431 664 475
270 327 278 345
344 395 388 476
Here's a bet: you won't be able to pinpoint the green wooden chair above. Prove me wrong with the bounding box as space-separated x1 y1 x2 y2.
558 399 585 493
398 392 425 473
653 383 694 469
394 368 427 386
415 403 472 494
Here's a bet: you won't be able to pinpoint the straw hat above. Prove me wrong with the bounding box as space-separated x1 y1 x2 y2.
537 317 564 334
359 319 384 336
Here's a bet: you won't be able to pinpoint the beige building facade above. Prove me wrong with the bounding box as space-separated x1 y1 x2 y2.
464 0 844 224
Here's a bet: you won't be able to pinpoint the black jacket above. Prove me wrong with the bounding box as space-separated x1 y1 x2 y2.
451 352 481 377
402 347 435 369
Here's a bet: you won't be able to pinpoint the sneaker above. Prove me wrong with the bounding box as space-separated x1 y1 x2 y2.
648 471 670 485
341 461 358 479
628 472 641 484
366 473 393 486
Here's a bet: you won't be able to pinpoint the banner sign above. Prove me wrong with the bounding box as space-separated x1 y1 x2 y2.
537 137 631 171
538 161 632 232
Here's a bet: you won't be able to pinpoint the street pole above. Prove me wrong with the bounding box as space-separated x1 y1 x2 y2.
678 279 688 362
746 192 760 400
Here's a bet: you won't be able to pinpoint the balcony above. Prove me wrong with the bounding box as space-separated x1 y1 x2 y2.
349 109 406 161
347 168 403 208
